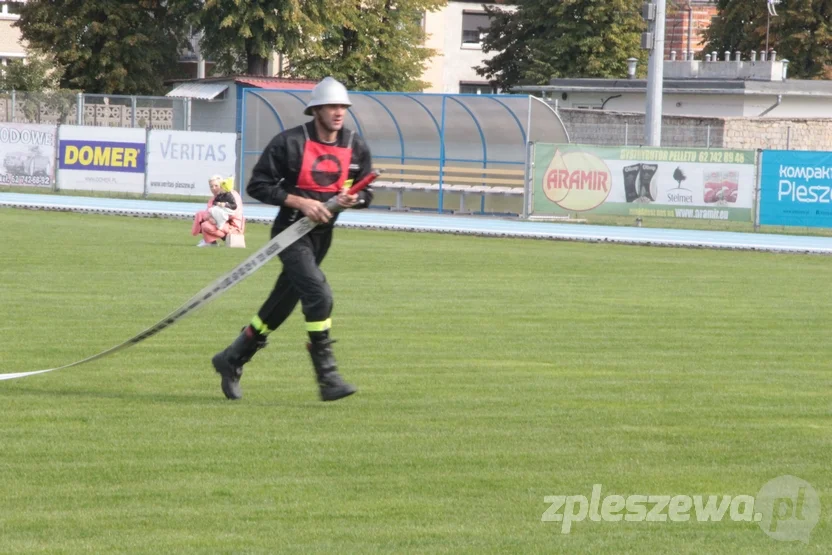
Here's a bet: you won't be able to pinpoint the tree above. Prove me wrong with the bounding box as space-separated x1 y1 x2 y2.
476 0 648 90
15 0 193 95
288 0 446 91
0 52 63 92
672 166 687 190
0 53 76 124
704 0 832 79
192 0 349 76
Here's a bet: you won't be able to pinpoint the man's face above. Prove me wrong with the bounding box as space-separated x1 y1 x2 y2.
315 105 348 133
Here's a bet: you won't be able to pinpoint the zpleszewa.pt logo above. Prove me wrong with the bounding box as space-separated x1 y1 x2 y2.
542 476 819 542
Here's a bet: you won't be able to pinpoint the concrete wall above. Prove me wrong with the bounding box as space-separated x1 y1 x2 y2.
723 118 832 151
421 9 446 93
740 96 832 118
557 108 832 151
558 109 725 148
663 60 786 81
0 18 26 62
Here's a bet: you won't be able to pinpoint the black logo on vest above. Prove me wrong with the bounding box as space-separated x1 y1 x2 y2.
311 154 342 187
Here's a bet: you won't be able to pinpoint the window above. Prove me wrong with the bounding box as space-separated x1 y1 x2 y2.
459 82 496 95
0 1 24 17
461 12 490 47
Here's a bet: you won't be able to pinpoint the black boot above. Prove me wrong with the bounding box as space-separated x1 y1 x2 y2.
307 339 356 402
212 327 268 400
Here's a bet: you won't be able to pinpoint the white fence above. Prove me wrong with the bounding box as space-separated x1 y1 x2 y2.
0 91 187 130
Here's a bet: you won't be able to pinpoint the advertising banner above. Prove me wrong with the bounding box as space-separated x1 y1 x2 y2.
532 144 756 221
759 150 832 228
0 123 57 188
146 130 237 197
57 125 146 193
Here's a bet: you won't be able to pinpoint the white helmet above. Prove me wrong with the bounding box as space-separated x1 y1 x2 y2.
304 77 352 116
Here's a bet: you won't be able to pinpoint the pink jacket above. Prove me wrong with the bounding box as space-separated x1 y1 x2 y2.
192 190 245 241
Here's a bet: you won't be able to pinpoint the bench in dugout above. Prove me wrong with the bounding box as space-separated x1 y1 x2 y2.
372 164 525 214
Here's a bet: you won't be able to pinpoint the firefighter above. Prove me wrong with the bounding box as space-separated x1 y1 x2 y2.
212 77 374 401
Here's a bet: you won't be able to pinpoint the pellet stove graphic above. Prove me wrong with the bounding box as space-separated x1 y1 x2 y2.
622 163 659 203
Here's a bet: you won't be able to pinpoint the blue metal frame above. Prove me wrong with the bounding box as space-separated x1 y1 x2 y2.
445 96 487 213
439 96 447 212
278 90 365 136
239 89 549 215
249 90 286 132
402 94 442 140
239 91 246 194
356 93 405 164
486 96 527 144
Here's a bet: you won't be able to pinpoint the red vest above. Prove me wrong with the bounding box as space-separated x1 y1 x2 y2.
296 127 354 193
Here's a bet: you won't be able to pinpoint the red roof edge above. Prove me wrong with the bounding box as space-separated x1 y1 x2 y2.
234 77 317 90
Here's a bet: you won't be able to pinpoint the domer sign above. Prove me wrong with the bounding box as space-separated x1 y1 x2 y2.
57 125 147 193
60 142 144 172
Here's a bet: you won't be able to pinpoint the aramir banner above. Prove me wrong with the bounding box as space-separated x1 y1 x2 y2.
532 144 756 221
0 123 57 188
759 150 832 228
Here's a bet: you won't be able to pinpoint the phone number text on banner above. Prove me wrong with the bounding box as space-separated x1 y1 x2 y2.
759 150 832 228
532 144 756 222
0 123 57 188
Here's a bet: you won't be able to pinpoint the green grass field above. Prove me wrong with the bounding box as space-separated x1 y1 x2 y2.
1 208 830 554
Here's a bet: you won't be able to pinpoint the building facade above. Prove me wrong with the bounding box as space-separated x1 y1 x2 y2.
514 58 832 119
0 0 26 68
421 0 513 94
419 1 719 95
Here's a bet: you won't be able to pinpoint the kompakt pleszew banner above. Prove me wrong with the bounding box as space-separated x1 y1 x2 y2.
146 130 237 197
532 144 756 221
759 150 832 228
57 125 146 193
0 123 56 188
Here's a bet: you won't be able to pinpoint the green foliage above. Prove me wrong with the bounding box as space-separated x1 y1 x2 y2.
192 0 346 76
705 0 832 79
288 0 446 91
15 0 193 94
477 0 647 90
0 52 63 92
0 53 77 124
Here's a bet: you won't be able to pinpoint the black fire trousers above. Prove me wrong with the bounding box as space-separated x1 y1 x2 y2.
256 229 334 333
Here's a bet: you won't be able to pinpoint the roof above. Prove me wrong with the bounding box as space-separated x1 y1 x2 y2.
165 82 229 100
165 75 319 98
166 75 318 85
512 78 832 98
234 77 316 90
